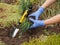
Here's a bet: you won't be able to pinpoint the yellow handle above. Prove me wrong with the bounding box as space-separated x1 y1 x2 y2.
20 10 28 23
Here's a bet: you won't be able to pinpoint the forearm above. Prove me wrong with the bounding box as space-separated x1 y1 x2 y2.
44 14 60 25
41 0 56 9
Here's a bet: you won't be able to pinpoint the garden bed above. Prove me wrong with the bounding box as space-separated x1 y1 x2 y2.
0 26 60 45
0 0 60 45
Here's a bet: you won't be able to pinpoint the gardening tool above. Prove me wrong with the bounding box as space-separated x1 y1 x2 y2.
9 7 32 38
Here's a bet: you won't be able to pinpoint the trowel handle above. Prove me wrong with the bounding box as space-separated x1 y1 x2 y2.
19 10 28 23
19 5 32 24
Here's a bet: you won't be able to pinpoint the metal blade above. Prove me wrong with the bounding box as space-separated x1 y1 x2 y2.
12 28 19 38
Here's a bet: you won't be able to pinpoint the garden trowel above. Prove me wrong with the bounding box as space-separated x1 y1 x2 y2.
9 8 32 38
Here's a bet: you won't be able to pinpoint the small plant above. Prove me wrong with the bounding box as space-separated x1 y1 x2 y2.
18 0 32 34
20 0 32 13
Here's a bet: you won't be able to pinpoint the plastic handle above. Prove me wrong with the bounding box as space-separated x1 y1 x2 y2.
20 10 28 23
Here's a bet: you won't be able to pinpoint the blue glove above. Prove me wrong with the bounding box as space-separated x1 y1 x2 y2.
29 18 45 29
28 7 44 20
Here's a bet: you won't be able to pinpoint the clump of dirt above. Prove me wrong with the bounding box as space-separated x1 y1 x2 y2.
0 8 4 12
0 15 7 19
0 8 7 19
0 26 60 45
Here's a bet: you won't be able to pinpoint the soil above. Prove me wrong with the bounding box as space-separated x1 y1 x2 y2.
0 26 60 45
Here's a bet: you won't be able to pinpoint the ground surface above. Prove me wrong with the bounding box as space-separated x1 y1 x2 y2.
0 26 60 45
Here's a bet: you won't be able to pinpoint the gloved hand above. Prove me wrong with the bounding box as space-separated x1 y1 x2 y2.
28 7 44 20
29 18 45 29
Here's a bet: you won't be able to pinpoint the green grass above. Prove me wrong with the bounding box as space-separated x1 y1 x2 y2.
0 41 5 45
0 0 60 28
30 0 60 19
0 0 32 34
0 3 20 27
21 34 60 45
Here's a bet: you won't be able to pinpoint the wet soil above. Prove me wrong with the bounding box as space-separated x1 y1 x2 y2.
0 26 60 45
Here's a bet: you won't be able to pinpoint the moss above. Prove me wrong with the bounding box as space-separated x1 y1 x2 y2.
0 3 20 27
22 34 60 45
0 41 5 45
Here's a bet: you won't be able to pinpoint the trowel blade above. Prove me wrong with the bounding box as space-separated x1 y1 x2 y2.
12 28 19 38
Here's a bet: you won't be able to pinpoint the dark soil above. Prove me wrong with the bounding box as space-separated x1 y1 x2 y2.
0 26 60 45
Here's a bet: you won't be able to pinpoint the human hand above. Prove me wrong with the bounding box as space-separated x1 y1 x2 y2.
29 18 45 29
28 7 44 20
